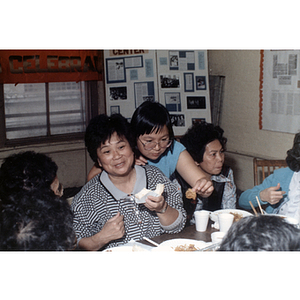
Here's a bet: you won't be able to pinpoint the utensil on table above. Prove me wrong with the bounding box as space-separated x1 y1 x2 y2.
256 196 264 214
249 201 258 216
143 237 160 247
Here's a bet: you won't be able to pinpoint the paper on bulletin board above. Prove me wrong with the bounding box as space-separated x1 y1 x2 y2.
260 50 300 134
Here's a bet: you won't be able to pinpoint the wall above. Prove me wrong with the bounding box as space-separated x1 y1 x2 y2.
208 50 295 191
0 141 94 189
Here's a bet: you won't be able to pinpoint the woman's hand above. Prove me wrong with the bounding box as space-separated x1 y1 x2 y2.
135 155 148 166
192 178 214 198
144 194 166 212
78 212 125 251
100 212 125 242
144 195 179 226
259 183 285 205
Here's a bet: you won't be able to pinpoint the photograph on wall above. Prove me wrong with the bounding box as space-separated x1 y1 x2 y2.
109 86 127 100
169 50 195 71
160 74 180 88
110 105 120 114
134 81 155 108
196 76 206 90
187 96 206 109
165 92 181 111
106 58 126 83
184 73 194 92
170 114 185 127
192 117 206 125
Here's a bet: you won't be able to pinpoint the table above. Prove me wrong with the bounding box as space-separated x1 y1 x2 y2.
140 220 218 246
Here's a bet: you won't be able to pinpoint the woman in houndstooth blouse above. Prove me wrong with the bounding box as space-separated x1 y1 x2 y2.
71 113 186 251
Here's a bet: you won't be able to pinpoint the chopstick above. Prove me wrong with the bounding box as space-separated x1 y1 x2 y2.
143 237 160 247
249 201 258 216
256 196 264 214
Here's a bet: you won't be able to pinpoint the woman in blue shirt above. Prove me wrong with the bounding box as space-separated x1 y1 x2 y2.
131 101 213 198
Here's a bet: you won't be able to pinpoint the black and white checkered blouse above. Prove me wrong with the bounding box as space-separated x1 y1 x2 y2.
71 165 186 250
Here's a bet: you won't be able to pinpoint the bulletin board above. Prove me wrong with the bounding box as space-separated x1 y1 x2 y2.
260 50 300 134
156 50 211 136
104 50 211 136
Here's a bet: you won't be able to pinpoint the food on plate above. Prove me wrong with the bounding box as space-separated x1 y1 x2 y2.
230 212 243 222
173 244 199 251
135 183 164 200
185 188 196 200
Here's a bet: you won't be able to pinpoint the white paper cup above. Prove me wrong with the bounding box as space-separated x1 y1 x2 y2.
211 231 226 243
194 210 210 232
218 213 234 233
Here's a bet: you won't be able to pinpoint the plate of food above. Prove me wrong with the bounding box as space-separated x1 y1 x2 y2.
210 209 252 224
152 238 210 252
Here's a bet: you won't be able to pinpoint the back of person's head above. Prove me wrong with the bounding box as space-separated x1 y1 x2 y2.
131 101 175 141
0 151 58 204
0 190 76 251
286 132 300 171
180 122 227 163
219 215 300 251
85 113 135 164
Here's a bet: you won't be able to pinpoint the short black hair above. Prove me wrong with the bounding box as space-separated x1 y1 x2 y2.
0 151 58 205
85 113 135 163
219 215 300 251
180 122 227 163
286 132 300 171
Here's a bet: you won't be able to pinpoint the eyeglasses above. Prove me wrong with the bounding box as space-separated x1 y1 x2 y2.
138 138 172 150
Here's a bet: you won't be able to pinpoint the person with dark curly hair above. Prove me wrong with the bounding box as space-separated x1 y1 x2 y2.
219 214 300 251
174 121 236 226
239 132 300 222
0 190 76 251
0 151 63 206
0 151 75 250
72 113 186 251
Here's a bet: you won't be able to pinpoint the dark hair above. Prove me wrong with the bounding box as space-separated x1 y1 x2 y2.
219 215 300 251
0 190 76 251
0 151 58 205
180 122 227 163
286 132 300 171
85 113 135 164
131 101 175 153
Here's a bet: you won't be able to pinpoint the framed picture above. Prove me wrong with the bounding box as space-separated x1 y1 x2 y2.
196 76 206 90
187 96 206 109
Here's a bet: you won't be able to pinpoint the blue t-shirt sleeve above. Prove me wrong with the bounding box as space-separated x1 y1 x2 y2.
148 140 185 178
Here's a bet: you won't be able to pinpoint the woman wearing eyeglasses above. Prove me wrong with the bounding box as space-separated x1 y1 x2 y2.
131 101 213 198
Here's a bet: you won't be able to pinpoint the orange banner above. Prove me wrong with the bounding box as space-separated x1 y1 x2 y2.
0 50 103 84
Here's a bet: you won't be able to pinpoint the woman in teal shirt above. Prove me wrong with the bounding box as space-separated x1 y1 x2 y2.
131 101 213 198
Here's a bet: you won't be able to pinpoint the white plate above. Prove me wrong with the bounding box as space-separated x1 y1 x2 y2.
104 240 153 252
210 209 252 223
152 238 210 252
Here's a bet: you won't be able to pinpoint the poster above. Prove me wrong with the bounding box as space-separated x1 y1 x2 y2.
260 50 300 133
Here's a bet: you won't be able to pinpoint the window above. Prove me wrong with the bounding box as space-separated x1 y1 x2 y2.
1 81 99 146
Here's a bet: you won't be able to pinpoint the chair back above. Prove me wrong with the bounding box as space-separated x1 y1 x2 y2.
253 158 287 186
